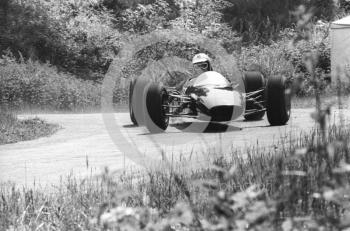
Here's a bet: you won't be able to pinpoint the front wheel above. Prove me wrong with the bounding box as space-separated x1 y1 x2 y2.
129 77 149 126
266 75 291 126
129 79 137 125
144 83 169 133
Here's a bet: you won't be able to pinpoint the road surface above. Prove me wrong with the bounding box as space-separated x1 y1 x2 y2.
0 109 349 186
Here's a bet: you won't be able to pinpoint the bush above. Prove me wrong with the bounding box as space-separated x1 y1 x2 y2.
0 111 59 144
283 23 331 95
0 54 100 110
338 0 350 13
221 0 335 44
0 0 120 81
236 42 294 79
115 0 179 33
285 40 330 75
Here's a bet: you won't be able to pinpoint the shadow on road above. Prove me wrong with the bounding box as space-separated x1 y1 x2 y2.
123 124 139 128
170 122 242 133
235 118 264 122
234 118 270 129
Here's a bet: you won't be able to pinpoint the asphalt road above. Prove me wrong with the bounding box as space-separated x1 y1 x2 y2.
0 108 349 186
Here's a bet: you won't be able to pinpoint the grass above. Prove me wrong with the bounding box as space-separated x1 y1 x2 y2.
1 113 350 230
0 55 101 111
0 111 59 145
292 94 350 109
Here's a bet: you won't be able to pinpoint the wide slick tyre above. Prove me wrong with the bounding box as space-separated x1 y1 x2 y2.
243 71 265 120
266 75 291 126
129 77 149 126
144 83 169 133
129 79 137 125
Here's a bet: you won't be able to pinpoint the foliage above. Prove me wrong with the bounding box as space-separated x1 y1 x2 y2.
0 111 59 144
0 0 120 81
0 0 341 103
339 0 350 13
307 0 336 20
115 0 179 33
102 0 165 14
169 0 241 52
236 42 294 80
221 0 335 44
45 0 121 80
234 15 333 97
0 54 101 110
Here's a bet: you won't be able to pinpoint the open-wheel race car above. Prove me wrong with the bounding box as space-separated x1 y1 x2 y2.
129 68 291 133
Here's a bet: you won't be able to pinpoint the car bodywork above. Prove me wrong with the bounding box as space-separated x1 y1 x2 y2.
165 71 245 122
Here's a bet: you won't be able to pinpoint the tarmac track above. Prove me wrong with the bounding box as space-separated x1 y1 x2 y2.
0 108 349 186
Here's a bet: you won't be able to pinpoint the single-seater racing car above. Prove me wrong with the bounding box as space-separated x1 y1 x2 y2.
129 68 291 133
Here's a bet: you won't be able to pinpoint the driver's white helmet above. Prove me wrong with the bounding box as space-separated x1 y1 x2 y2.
192 53 211 64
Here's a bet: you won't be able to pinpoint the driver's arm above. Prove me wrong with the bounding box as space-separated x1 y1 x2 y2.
175 79 187 92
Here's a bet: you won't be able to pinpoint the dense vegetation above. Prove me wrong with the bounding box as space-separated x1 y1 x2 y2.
0 111 59 144
1 0 350 109
0 54 100 111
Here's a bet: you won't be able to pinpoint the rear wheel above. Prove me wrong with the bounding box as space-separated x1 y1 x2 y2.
266 75 291 126
243 71 265 120
144 83 169 133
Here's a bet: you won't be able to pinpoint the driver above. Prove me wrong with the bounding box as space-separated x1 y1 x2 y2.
176 53 213 92
192 53 213 75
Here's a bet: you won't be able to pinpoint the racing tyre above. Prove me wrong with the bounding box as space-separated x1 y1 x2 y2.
129 79 137 125
243 71 266 120
130 77 149 125
266 75 291 126
144 83 169 133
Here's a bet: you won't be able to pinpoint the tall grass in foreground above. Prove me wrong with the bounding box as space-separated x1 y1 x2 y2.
1 120 350 230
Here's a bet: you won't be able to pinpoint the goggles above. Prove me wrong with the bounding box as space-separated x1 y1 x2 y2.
193 62 208 70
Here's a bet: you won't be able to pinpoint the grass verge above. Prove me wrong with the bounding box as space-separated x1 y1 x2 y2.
1 112 350 230
0 111 59 145
292 94 350 109
0 55 101 111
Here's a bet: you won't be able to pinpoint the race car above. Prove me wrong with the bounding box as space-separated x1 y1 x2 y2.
129 69 291 133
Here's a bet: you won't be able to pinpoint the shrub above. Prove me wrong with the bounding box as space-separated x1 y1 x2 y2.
115 0 179 33
0 54 100 111
338 0 350 13
236 42 294 79
0 111 59 144
0 0 120 81
235 22 332 96
221 0 335 44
